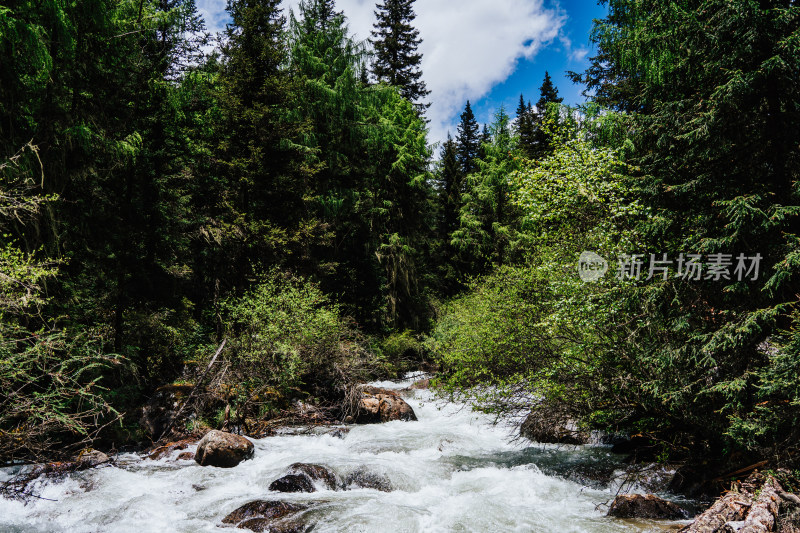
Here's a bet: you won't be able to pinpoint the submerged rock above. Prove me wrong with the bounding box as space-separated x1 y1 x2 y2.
354 386 417 423
287 463 340 490
194 430 254 468
147 437 198 460
222 501 310 532
607 494 687 520
345 466 393 492
269 474 315 493
237 518 309 532
222 501 308 525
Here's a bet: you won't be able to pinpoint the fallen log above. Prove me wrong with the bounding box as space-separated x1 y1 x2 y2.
680 473 794 533
738 476 780 533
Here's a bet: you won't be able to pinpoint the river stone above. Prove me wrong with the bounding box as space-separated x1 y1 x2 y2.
237 518 308 533
269 474 316 493
194 430 254 468
355 386 417 423
75 449 110 467
287 463 339 490
519 404 589 445
222 501 307 525
607 494 687 520
345 467 393 492
147 437 197 460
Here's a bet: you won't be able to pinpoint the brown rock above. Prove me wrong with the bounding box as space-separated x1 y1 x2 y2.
147 438 197 460
519 404 589 445
195 430 254 468
410 378 430 390
355 386 417 423
287 463 339 490
75 449 110 467
237 518 307 532
222 501 307 525
177 452 194 461
269 474 315 493
608 494 687 520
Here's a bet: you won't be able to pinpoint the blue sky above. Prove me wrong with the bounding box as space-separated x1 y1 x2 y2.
470 0 608 141
196 0 607 146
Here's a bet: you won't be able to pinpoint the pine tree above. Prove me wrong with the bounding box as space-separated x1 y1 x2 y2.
438 134 462 241
515 94 535 158
370 0 430 111
530 71 563 159
456 101 480 176
535 71 563 111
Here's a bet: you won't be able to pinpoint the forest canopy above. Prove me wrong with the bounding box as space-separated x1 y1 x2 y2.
1 0 799 476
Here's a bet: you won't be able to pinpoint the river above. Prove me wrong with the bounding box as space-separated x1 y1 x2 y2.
0 374 690 532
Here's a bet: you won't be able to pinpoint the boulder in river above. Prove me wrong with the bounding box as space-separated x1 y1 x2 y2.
222 501 310 532
345 466 393 492
354 386 417 423
147 437 199 460
519 403 589 445
75 449 110 468
237 518 309 532
607 494 687 520
194 430 254 468
269 474 316 493
287 463 340 490
223 500 308 525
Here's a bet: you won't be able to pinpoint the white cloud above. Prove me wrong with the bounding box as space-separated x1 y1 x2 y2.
197 0 564 146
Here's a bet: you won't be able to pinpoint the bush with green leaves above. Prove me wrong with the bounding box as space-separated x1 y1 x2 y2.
428 108 643 418
217 271 375 422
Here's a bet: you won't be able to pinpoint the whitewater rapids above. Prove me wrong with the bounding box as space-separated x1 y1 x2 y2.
0 375 688 532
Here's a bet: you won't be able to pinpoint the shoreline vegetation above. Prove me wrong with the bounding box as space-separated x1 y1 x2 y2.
2 0 800 529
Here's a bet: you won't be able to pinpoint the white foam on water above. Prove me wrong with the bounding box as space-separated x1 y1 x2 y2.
0 383 682 532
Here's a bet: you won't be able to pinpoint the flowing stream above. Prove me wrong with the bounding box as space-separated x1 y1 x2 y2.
0 374 691 532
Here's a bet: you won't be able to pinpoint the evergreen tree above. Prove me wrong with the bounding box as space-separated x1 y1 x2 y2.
438 134 462 248
212 0 306 292
454 106 522 271
575 0 800 463
515 94 535 157
535 71 563 111
530 71 563 159
370 0 430 112
456 101 480 176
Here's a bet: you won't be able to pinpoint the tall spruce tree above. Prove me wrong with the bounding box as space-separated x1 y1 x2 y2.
515 94 535 157
456 101 480 176
370 0 430 111
438 134 462 245
535 71 563 110
530 71 563 159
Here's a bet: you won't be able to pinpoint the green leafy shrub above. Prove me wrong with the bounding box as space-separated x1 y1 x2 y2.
216 271 376 422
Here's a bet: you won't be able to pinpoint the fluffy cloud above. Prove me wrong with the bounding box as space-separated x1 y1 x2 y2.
196 0 564 145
